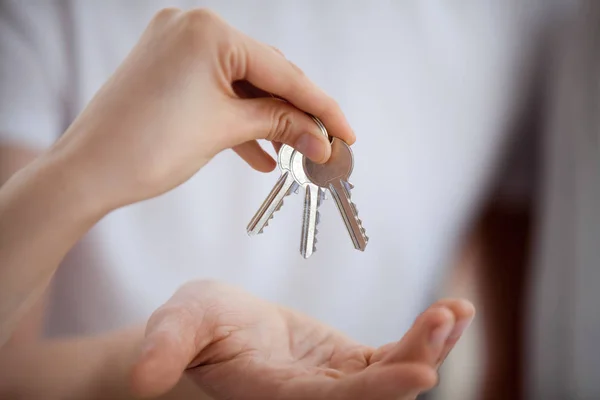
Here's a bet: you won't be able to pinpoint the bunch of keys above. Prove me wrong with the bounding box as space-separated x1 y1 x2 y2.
247 115 368 258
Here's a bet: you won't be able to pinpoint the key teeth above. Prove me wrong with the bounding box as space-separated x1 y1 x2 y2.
317 189 326 206
312 207 321 255
343 181 355 193
260 195 290 235
341 181 368 244
248 173 296 236
356 219 368 239
351 201 369 243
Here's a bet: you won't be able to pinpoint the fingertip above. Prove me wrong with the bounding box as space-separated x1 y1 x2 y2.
344 127 357 146
294 130 331 164
434 297 476 316
255 158 277 173
233 141 277 172
318 116 355 148
425 307 455 348
431 298 475 340
421 306 455 333
310 92 354 143
457 299 476 319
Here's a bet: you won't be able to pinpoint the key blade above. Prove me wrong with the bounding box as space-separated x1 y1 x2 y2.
328 180 368 251
300 185 321 258
247 172 297 236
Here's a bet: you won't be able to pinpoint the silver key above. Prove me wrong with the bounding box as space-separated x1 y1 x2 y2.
303 138 368 251
292 115 329 258
290 115 329 258
247 145 297 235
291 151 325 258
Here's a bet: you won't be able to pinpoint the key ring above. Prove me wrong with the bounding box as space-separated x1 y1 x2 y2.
309 115 330 141
248 94 367 255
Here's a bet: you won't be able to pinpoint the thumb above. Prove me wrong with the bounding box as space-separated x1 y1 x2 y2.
238 97 332 163
129 303 215 398
337 363 438 400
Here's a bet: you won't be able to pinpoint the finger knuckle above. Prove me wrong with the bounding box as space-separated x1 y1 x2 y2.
223 37 245 80
150 304 195 327
182 8 223 37
151 7 182 25
178 8 241 73
269 107 295 141
187 8 220 24
179 279 220 294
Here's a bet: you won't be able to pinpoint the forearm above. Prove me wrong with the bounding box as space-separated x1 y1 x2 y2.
0 325 211 400
0 326 143 399
0 152 104 346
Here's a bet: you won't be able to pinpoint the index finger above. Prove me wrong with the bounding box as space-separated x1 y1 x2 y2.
236 34 356 145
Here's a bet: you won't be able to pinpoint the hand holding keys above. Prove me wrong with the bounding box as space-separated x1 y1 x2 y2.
247 116 368 258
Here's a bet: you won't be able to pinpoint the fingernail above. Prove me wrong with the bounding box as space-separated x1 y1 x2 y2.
295 134 327 163
450 317 473 340
430 320 454 347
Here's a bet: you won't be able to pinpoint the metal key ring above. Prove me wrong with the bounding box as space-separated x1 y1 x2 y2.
309 115 330 141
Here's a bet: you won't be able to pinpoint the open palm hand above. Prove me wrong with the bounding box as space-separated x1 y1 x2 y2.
132 281 474 400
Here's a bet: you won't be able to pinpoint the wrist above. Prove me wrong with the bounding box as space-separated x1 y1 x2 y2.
48 121 148 214
34 146 111 223
40 139 112 220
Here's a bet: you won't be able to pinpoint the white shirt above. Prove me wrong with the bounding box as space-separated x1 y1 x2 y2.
2 2 578 398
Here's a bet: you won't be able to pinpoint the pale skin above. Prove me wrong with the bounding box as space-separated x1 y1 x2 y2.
1 278 474 399
0 7 475 399
0 7 352 346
